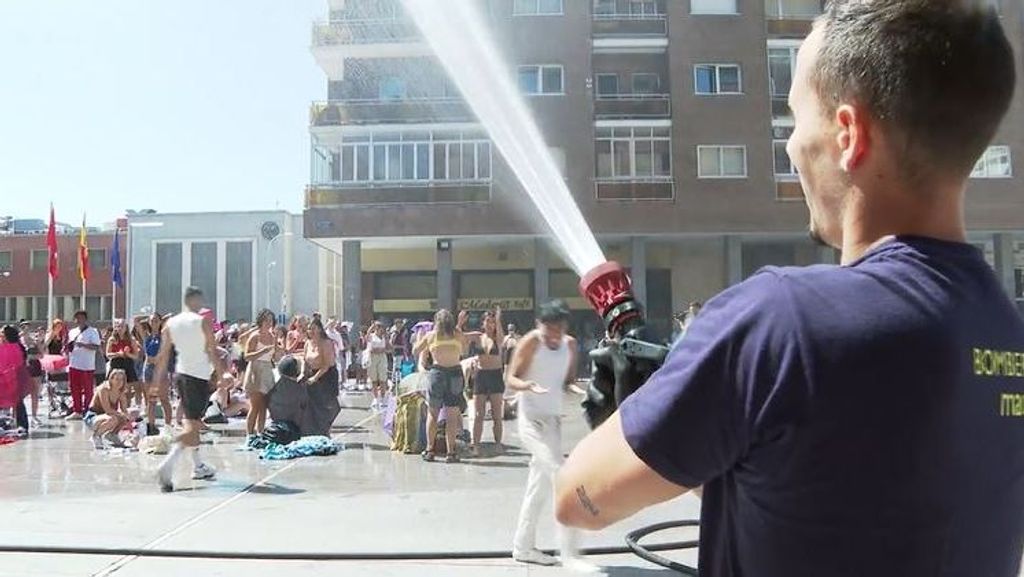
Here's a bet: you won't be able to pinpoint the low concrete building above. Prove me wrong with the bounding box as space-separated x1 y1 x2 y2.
127 211 342 322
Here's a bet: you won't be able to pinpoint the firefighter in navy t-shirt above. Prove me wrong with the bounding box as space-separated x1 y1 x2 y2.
556 3 1023 576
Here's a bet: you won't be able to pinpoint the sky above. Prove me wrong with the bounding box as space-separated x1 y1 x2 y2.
0 0 325 226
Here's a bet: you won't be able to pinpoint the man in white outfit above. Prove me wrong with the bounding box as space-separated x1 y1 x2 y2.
154 287 224 492
506 300 596 572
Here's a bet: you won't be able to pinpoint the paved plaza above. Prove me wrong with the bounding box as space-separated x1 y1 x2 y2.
0 390 701 577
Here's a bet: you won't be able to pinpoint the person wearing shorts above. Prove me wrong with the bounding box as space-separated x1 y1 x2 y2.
412 309 477 463
154 287 224 492
243 309 280 445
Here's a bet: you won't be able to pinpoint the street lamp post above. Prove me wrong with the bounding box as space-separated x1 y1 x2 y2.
265 232 293 314
266 261 277 313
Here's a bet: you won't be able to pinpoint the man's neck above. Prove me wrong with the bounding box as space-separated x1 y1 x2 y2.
839 184 967 265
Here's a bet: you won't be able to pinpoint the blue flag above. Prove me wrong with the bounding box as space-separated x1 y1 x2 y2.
111 231 123 288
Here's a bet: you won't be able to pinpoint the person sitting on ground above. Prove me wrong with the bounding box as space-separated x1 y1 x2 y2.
266 355 313 437
84 368 130 450
207 372 249 422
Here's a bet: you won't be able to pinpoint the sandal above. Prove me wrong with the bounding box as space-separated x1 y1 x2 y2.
421 451 435 462
445 453 460 464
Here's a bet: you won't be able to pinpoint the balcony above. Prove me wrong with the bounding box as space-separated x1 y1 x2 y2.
592 13 668 54
592 13 667 37
310 98 474 127
306 181 491 207
312 18 421 46
594 94 671 120
765 0 824 36
595 178 674 201
311 18 430 77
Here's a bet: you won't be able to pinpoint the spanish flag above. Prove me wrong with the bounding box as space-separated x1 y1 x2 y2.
78 214 89 282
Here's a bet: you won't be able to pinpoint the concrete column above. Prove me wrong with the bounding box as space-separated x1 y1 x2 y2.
437 239 453 311
630 237 647 306
342 240 362 328
725 235 743 286
993 233 1016 299
534 238 549 310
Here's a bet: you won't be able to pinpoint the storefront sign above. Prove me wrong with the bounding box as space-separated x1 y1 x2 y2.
457 298 534 311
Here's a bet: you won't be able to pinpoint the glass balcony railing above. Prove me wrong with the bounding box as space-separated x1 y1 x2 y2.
312 18 421 46
765 0 824 19
593 94 671 120
310 98 473 126
592 13 668 36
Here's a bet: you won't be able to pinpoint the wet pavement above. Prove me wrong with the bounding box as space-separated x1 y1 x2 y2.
0 390 700 576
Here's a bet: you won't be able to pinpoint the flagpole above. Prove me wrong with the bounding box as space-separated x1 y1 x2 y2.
47 274 54 323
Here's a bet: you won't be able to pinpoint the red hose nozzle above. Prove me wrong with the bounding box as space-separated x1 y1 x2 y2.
579 261 643 337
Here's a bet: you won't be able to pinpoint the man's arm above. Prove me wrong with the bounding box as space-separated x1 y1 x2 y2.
556 412 688 531
202 318 224 381
505 333 540 392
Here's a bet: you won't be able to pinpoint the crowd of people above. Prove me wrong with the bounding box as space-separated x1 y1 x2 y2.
0 287 706 570
0 299 706 447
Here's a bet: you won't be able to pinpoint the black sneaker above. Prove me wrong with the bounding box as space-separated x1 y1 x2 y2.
146 423 160 437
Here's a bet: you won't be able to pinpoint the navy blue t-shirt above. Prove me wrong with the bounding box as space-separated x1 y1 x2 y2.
621 237 1024 577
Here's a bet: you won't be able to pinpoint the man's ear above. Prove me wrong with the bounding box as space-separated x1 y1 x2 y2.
835 104 870 173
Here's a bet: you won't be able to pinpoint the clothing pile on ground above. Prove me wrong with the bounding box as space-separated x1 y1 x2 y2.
259 435 340 461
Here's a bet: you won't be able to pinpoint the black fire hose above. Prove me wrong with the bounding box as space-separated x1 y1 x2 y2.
0 538 696 563
626 520 701 575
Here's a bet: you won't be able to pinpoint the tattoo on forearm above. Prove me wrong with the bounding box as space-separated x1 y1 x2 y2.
576 485 600 517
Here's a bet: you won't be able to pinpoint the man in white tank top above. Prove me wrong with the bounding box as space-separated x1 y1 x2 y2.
153 287 224 492
506 300 595 572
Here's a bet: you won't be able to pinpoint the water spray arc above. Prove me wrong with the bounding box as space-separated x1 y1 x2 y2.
402 0 669 425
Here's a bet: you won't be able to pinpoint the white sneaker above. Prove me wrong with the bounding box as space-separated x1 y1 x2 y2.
513 549 559 566
192 462 216 480
561 556 603 574
91 434 105 450
156 460 174 493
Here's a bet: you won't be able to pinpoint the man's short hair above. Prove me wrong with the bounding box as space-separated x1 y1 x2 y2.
813 0 1015 180
184 286 203 300
73 310 88 320
538 299 571 324
277 355 301 380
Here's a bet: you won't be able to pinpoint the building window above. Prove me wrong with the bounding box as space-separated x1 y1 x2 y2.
315 129 492 185
513 0 563 15
30 250 49 270
190 242 218 314
595 73 619 97
0 297 8 322
768 44 799 119
378 76 407 101
694 64 742 95
0 251 11 271
154 240 255 320
596 126 672 180
155 242 183 315
518 65 564 95
971 146 1013 179
225 241 253 323
88 248 107 271
631 73 661 95
772 126 798 178
690 0 738 14
697 145 748 178
766 0 824 19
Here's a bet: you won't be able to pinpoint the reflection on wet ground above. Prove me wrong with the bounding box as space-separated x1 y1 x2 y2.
0 391 700 576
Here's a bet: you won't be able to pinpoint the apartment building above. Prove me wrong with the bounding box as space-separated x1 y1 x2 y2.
303 0 1024 335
